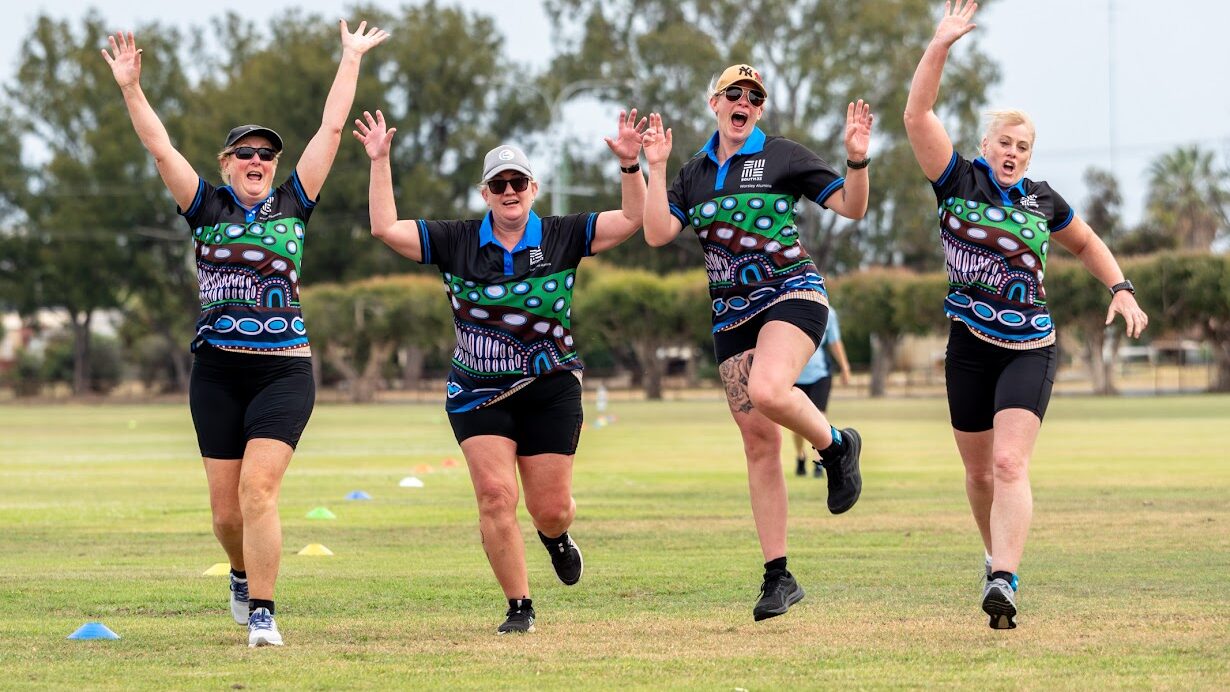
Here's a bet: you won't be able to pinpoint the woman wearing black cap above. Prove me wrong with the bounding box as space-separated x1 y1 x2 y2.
354 108 647 635
102 20 388 647
642 64 873 622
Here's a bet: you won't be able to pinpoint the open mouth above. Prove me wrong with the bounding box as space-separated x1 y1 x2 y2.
1002 161 1016 175
731 112 749 128
246 171 264 183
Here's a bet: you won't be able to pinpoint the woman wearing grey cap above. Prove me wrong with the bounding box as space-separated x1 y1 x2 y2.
642 64 873 622
102 20 388 648
355 107 647 635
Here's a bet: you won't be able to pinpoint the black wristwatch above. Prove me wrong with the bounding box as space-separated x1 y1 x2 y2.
846 157 870 170
620 162 641 174
1109 280 1135 296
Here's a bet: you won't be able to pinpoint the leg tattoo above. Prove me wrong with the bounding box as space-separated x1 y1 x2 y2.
719 352 755 414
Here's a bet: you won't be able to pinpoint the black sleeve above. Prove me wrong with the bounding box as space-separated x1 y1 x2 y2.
178 177 215 229
1047 185 1075 232
282 170 320 223
417 219 476 269
546 212 599 262
931 150 971 203
666 164 692 228
785 141 844 208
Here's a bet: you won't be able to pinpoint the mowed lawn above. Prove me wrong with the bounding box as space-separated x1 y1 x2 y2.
0 394 1227 689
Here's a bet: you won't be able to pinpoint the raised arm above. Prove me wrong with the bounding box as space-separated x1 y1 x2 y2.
1051 216 1149 339
642 112 683 247
297 20 390 200
591 108 648 253
827 338 852 387
824 100 874 220
353 110 423 262
903 0 978 180
101 31 198 210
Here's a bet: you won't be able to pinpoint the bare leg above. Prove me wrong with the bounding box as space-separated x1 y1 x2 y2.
987 409 1041 574
519 453 576 539
952 429 995 555
721 352 789 562
237 439 293 601
744 321 835 450
461 435 528 599
203 457 245 570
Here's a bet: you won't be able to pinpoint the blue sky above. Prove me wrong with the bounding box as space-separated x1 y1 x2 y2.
9 0 1230 228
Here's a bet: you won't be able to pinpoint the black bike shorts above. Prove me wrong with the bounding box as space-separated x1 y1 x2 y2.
714 299 828 364
448 372 584 456
945 321 1057 433
188 344 316 459
797 376 833 413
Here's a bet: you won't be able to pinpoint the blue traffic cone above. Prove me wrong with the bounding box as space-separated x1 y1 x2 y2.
345 490 372 500
67 622 120 640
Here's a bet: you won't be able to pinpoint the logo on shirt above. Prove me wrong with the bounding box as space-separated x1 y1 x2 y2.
529 247 549 269
1018 194 1040 212
260 195 275 218
741 159 765 183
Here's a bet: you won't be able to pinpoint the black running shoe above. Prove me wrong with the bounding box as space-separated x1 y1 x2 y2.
795 456 807 476
538 530 584 586
820 428 862 514
982 578 1018 630
497 602 536 634
753 570 805 622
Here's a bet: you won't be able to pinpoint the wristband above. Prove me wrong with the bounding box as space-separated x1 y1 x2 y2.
620 162 641 174
846 157 870 170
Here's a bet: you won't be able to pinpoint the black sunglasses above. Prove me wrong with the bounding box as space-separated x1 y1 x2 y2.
720 86 766 107
486 176 531 194
230 146 277 162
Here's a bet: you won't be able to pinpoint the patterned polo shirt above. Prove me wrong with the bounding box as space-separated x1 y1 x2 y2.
417 209 597 412
667 126 844 332
180 172 317 353
932 152 1074 349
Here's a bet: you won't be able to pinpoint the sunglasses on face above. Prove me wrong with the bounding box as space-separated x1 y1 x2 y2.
230 146 277 162
720 86 766 107
485 176 531 194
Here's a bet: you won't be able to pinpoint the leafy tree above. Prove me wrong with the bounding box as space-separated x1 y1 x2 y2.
1144 145 1229 251
543 0 998 274
1137 253 1230 392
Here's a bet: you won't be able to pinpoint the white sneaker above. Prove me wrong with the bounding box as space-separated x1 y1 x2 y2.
229 574 249 625
247 607 283 647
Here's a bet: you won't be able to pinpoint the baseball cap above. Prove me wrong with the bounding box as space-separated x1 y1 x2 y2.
223 124 284 153
481 144 534 181
714 64 768 99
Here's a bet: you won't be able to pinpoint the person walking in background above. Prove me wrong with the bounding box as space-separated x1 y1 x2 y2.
102 20 389 647
641 63 872 622
791 306 852 478
904 0 1148 629
355 108 647 634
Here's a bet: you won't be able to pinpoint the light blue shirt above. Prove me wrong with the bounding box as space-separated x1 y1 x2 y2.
795 309 842 385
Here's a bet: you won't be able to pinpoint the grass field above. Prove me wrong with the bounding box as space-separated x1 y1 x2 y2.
1 394 1228 690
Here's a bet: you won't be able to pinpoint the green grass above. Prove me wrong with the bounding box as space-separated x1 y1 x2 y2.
1 395 1228 689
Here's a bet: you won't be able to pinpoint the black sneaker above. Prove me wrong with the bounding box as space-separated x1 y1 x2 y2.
753 570 805 621
812 459 824 478
538 530 584 585
795 456 807 476
819 428 862 514
497 602 536 634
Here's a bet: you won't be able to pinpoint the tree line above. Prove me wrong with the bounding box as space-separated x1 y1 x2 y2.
0 2 1226 396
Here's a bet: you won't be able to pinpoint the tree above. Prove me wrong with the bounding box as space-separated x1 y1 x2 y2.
543 0 999 274
1137 253 1230 392
1144 146 1229 251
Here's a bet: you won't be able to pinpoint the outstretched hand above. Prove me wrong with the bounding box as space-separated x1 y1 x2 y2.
934 0 978 46
1107 291 1149 339
641 112 673 167
340 19 391 56
352 110 397 161
603 108 648 164
101 31 142 88
844 100 874 161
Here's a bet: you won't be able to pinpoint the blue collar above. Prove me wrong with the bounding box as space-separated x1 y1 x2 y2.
699 126 767 163
219 185 274 223
973 156 1027 204
479 209 542 250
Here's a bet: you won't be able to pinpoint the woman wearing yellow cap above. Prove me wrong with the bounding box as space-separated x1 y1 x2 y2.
642 64 874 621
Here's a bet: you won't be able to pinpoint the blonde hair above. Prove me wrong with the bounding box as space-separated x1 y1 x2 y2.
983 109 1036 145
216 146 281 186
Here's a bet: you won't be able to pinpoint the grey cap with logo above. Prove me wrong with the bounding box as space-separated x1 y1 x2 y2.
482 144 534 182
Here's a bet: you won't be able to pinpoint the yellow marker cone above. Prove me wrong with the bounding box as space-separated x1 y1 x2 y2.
298 543 334 556
202 563 231 576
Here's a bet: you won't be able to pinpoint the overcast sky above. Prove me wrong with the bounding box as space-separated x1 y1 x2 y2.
8 0 1230 227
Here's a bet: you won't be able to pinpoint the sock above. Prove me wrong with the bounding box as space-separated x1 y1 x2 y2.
509 598 533 612
764 556 788 576
250 599 275 615
991 571 1019 591
538 529 568 545
818 426 844 461
230 568 247 581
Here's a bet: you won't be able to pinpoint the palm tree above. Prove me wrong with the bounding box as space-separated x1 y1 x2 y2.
1144 146 1229 251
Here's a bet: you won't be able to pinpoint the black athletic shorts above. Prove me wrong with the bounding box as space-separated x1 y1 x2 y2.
447 371 584 456
188 344 316 459
713 299 828 364
945 321 1057 433
797 376 833 413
